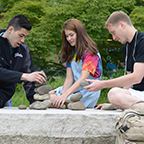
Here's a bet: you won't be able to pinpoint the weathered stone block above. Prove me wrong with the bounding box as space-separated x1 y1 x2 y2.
0 107 122 144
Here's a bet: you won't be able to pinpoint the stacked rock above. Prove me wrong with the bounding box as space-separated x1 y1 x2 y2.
67 80 91 110
30 72 52 110
67 93 86 110
79 80 90 87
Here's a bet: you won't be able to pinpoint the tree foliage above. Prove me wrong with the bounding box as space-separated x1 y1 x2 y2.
0 0 144 71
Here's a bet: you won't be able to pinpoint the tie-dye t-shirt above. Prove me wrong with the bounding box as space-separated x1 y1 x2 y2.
65 51 102 78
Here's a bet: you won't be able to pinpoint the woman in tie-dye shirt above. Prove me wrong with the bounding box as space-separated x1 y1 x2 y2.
49 19 102 108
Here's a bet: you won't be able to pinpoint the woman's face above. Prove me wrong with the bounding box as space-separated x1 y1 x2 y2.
65 29 76 46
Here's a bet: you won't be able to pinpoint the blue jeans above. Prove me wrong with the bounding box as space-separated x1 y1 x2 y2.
5 99 12 107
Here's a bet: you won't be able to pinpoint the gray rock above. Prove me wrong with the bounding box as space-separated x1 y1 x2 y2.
68 101 86 110
59 104 66 109
18 105 27 110
70 93 83 102
35 70 47 87
34 93 51 100
34 88 38 93
102 104 117 110
36 85 52 95
64 100 72 109
79 80 90 87
51 101 66 109
30 100 51 110
35 82 47 88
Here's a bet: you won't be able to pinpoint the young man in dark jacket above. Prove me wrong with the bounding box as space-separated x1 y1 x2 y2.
0 15 46 108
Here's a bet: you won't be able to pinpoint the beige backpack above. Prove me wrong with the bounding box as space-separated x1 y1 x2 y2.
115 101 144 144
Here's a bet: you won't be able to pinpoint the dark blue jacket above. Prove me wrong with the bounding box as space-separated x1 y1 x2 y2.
0 30 36 107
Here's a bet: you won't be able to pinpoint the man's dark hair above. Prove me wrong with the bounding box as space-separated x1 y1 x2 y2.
7 15 32 31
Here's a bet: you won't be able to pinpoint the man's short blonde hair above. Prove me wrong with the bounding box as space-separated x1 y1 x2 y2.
105 11 132 27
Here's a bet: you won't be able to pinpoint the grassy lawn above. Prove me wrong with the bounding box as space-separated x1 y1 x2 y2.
12 76 110 107
12 69 124 107
12 77 66 107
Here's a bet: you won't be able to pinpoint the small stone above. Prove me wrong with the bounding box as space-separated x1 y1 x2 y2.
102 104 117 110
68 101 86 110
51 101 66 109
36 85 52 95
35 70 48 87
70 93 83 102
30 100 51 110
64 100 72 109
35 82 47 88
34 88 38 93
60 104 66 109
34 93 51 100
18 105 27 110
79 80 90 87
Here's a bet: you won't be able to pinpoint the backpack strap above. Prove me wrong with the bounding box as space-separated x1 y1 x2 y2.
130 101 144 109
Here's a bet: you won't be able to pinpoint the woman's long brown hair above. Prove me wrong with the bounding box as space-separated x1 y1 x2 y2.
61 19 98 63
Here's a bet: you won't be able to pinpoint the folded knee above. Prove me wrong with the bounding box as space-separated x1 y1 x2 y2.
108 87 121 102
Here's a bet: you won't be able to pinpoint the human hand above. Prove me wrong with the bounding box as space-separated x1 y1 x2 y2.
29 103 34 108
21 71 46 84
94 103 110 110
53 94 67 108
83 79 103 92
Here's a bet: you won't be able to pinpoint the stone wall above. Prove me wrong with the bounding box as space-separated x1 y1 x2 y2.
0 107 122 144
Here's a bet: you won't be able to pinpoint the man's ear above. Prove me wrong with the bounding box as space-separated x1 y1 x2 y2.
8 26 14 33
119 21 125 29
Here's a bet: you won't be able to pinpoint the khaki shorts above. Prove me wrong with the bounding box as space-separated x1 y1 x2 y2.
128 88 144 101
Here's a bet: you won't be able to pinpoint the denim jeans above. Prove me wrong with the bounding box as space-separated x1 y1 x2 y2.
5 99 12 107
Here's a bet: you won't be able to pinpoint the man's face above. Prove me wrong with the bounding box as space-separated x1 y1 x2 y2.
8 27 29 48
107 23 127 44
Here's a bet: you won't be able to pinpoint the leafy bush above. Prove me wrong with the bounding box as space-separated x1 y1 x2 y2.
0 0 138 70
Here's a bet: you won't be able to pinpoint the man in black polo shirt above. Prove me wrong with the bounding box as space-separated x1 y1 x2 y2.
84 11 144 110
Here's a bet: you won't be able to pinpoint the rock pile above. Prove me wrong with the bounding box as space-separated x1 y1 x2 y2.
21 78 89 110
30 73 52 110
68 93 86 110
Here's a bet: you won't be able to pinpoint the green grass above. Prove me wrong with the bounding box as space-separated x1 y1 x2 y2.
12 83 29 107
12 76 110 107
97 88 110 105
12 77 66 107
12 69 124 107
